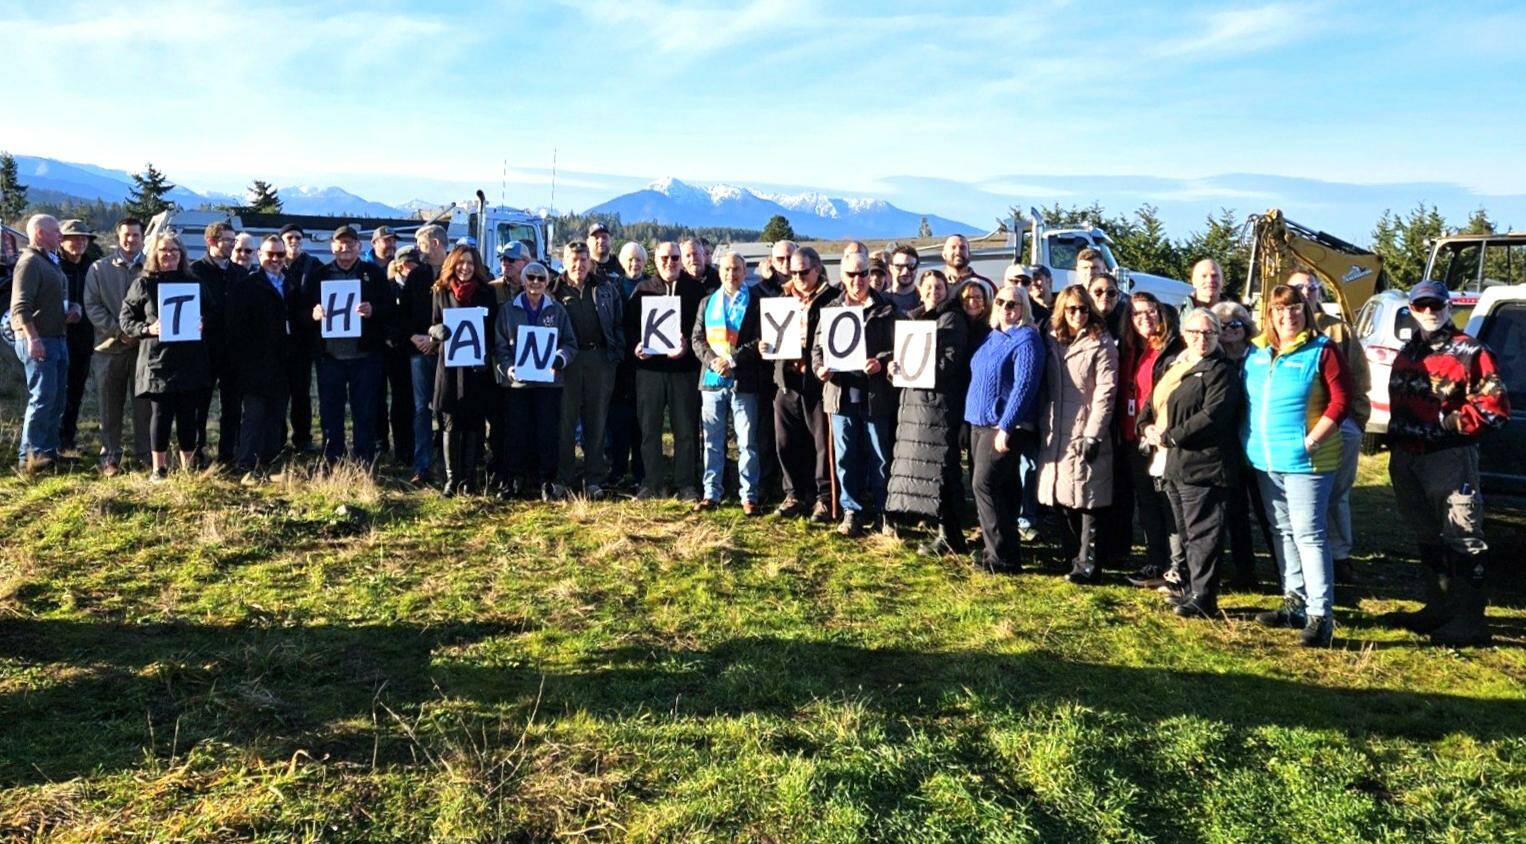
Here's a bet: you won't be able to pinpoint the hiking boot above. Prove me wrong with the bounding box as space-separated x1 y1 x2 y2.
101 459 121 478
838 511 865 538
774 497 807 518
1126 565 1166 588
810 501 833 524
1255 594 1308 629
585 484 605 500
694 498 718 512
149 467 169 484
741 501 762 517
675 486 700 503
635 485 663 501
1173 593 1219 618
1299 615 1334 648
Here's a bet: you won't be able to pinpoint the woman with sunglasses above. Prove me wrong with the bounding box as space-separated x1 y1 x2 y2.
1212 300 1272 590
886 269 970 555
1037 285 1119 584
962 281 1043 571
427 245 500 495
1140 307 1243 617
1241 284 1352 647
1117 291 1185 589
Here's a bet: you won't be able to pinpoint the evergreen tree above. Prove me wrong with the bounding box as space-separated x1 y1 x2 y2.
1462 206 1495 235
124 162 176 220
917 216 932 238
1392 203 1447 288
0 151 28 224
1183 208 1250 298
762 214 796 243
1110 204 1184 280
246 180 283 213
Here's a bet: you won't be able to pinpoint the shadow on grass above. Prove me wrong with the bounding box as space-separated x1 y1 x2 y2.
3 618 1523 786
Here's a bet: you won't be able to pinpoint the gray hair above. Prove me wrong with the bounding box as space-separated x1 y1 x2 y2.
26 214 58 242
717 249 747 271
618 240 647 263
1211 300 1255 333
1184 306 1223 333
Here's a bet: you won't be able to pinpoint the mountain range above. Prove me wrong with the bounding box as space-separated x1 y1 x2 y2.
587 177 978 238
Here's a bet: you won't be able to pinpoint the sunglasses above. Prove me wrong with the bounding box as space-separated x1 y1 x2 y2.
994 299 1020 310
1225 320 1247 330
790 268 814 276
892 262 916 270
1410 299 1447 313
1091 289 1119 298
524 274 548 282
658 255 681 262
262 251 286 258
844 270 869 279
1065 305 1090 314
235 248 254 254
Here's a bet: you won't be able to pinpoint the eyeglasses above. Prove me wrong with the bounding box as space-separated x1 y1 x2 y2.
1091 288 1119 299
1183 328 1219 337
1064 305 1089 314
844 270 869 279
1410 299 1447 313
1131 310 1159 321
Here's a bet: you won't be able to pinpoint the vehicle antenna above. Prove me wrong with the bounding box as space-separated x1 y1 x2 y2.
549 148 558 215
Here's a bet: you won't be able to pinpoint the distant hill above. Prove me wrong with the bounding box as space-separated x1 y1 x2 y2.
588 177 979 239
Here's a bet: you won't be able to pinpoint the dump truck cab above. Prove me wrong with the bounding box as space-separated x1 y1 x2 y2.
1422 232 1526 325
1464 284 1526 493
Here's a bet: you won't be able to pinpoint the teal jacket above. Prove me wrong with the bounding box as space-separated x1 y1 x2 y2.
1241 331 1348 474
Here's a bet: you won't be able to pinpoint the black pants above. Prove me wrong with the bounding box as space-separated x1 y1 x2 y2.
753 380 779 499
1097 441 1133 566
286 351 315 449
147 389 207 453
774 386 831 505
196 365 242 463
506 387 560 483
1229 469 1273 580
60 327 93 448
380 345 413 460
1127 448 1176 570
1166 481 1229 599
239 391 288 470
440 409 486 487
971 425 1023 567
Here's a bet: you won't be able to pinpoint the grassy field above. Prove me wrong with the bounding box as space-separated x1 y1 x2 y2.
1 384 1524 840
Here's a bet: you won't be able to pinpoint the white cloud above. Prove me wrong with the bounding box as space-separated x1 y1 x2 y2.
1153 3 1316 59
559 0 812 55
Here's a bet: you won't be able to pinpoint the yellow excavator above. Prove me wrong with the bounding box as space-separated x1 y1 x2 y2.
1243 209 1389 323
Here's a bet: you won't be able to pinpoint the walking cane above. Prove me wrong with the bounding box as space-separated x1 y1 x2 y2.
825 411 840 522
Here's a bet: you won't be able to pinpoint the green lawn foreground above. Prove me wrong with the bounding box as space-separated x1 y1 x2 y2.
0 451 1523 842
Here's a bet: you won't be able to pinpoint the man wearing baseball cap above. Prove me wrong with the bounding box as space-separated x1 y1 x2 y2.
55 220 98 458
587 222 620 279
306 224 395 465
1379 280 1511 646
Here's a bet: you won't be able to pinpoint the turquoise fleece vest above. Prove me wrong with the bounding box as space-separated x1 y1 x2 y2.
1241 332 1341 474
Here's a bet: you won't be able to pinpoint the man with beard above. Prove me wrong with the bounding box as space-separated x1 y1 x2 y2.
941 234 991 297
588 222 621 279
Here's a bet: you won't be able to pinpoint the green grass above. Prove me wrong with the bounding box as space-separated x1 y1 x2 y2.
0 373 1523 840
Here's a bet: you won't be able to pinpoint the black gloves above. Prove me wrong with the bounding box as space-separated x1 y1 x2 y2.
1081 437 1102 462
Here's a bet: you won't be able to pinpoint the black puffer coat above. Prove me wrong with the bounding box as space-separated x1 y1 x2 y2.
885 297 969 518
119 268 213 396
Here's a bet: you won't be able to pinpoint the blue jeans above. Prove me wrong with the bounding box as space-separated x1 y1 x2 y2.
409 354 437 474
1257 469 1336 618
830 407 891 514
1326 419 1362 560
700 387 760 503
14 336 68 462
316 353 383 463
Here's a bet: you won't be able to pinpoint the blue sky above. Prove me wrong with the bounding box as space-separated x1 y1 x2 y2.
4 0 1524 235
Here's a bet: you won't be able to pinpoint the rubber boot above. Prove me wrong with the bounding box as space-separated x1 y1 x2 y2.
1377 544 1451 633
1430 553 1492 647
1067 512 1100 584
441 430 463 497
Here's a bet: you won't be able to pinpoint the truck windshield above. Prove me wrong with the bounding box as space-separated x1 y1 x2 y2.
1428 242 1481 291
496 223 540 260
1047 234 1117 272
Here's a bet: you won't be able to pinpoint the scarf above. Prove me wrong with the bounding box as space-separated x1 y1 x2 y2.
450 278 478 306
516 291 545 325
702 285 750 388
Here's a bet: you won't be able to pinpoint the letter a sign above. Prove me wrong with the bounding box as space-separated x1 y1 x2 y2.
514 325 558 383
641 295 682 356
157 282 202 343
892 321 936 389
320 279 362 338
820 306 866 372
443 307 488 367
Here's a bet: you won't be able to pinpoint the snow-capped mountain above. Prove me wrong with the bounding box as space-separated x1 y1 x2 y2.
275 185 405 217
589 177 978 238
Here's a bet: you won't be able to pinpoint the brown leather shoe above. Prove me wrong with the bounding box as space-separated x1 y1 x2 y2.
694 498 718 512
741 501 761 517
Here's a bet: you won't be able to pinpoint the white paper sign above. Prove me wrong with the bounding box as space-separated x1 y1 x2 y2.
820 306 867 372
760 297 804 360
442 307 488 367
320 279 363 339
514 325 558 383
156 282 202 343
640 295 682 356
892 321 937 389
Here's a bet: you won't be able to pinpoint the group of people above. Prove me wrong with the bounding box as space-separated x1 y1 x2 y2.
6 214 1510 647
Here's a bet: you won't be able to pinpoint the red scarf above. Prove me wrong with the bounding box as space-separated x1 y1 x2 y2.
450 278 478 304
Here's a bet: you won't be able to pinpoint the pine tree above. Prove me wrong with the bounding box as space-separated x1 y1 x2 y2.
1383 203 1448 288
1462 206 1495 235
124 162 176 220
761 214 796 243
917 216 932 238
246 180 283 214
1110 204 1183 280
0 151 28 224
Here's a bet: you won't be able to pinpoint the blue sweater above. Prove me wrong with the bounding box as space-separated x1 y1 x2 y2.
964 325 1045 432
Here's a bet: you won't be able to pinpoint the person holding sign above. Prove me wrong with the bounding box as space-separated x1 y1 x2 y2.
690 250 765 514
627 241 704 500
1037 285 1120 584
766 246 836 521
118 231 213 481
427 245 500 496
552 241 625 498
964 282 1045 572
494 261 576 500
308 225 394 466
885 269 970 556
810 252 896 537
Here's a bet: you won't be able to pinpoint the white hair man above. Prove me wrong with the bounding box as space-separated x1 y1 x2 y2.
9 214 69 470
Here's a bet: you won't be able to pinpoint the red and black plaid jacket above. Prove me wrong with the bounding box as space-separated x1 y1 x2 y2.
1387 324 1510 453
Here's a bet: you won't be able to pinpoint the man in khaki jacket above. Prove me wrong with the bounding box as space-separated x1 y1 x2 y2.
83 217 152 474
